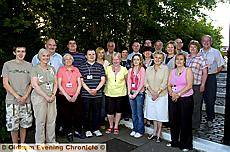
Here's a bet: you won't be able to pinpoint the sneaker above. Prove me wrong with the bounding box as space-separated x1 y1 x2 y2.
85 131 93 138
156 137 162 143
93 130 103 137
148 134 156 140
67 133 73 143
134 132 142 138
74 131 85 139
182 149 189 152
130 131 136 136
207 121 213 127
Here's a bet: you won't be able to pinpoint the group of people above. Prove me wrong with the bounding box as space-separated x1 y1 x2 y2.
2 35 225 151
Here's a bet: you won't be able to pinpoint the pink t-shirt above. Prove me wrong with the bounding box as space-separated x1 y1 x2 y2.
127 67 145 93
169 68 193 97
57 66 81 96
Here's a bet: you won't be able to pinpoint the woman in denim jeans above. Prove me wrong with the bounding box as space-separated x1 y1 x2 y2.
127 54 146 138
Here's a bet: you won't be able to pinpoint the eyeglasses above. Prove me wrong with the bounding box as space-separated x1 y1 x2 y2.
132 45 139 47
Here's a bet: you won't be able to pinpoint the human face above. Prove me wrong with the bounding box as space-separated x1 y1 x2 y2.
175 55 185 68
107 42 115 53
154 42 163 51
40 51 50 64
97 50 105 60
154 54 163 65
175 39 183 50
166 44 175 55
14 47 26 61
86 50 96 63
113 55 121 66
144 40 152 47
45 39 57 55
64 55 73 66
144 50 152 59
133 55 141 66
201 36 211 50
189 44 198 55
121 50 128 59
132 42 140 53
67 40 77 52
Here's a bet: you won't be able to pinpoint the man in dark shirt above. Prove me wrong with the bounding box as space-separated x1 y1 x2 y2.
65 39 86 68
79 49 106 137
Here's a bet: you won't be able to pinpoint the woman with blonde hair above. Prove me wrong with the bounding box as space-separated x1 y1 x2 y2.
105 52 128 135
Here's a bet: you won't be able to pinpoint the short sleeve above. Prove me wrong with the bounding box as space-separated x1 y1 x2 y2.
215 50 225 67
100 64 105 77
57 67 63 78
75 67 82 78
123 67 128 76
30 66 37 78
1 62 9 77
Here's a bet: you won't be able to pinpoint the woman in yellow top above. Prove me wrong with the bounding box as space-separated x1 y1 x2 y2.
105 52 128 135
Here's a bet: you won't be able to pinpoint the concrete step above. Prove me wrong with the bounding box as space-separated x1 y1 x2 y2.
217 92 226 98
217 82 226 88
202 103 225 114
120 120 230 152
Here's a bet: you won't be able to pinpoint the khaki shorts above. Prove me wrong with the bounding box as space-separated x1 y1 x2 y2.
6 103 33 131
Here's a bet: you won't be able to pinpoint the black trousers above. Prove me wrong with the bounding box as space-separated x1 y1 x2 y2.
60 95 83 134
203 74 217 121
169 95 194 149
82 97 102 132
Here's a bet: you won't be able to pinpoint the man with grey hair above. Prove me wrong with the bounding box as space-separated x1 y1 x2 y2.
105 41 116 64
175 38 188 55
32 38 63 72
200 35 225 127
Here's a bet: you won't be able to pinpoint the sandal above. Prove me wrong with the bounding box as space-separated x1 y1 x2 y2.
113 128 119 135
105 127 113 134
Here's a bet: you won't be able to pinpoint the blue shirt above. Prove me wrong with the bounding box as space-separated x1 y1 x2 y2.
200 47 225 74
31 53 63 72
127 52 142 60
64 51 86 68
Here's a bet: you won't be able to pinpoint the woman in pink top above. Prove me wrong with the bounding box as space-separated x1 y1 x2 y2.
127 54 146 138
167 53 194 151
57 54 82 142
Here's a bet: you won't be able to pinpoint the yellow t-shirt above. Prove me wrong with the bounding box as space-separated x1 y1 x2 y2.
105 66 128 97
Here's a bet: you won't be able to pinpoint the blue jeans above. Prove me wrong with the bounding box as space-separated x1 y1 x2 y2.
129 92 145 134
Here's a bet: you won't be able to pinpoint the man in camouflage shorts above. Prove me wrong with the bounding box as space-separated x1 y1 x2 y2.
2 46 33 143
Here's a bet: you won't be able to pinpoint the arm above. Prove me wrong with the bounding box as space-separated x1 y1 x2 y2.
158 67 169 94
200 67 208 92
3 77 22 102
81 78 92 94
217 66 224 73
167 71 173 96
31 76 50 102
58 77 71 101
91 76 106 96
50 75 58 102
71 77 82 102
127 69 132 96
20 84 32 104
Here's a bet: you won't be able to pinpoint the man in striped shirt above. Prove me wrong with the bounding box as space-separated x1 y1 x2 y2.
79 49 106 138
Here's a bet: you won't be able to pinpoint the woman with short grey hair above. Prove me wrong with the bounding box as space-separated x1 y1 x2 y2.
31 48 58 143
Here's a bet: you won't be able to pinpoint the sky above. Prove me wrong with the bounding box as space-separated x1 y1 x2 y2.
203 2 230 46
